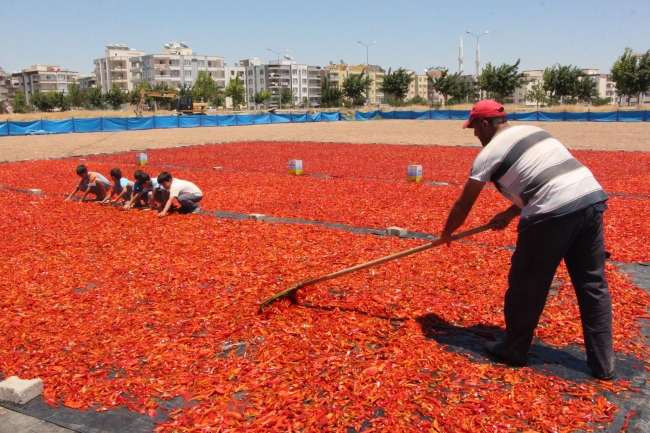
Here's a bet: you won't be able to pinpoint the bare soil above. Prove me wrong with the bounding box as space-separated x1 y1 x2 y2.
0 120 648 162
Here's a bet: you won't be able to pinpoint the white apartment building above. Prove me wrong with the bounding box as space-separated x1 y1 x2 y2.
94 44 146 92
244 56 321 107
11 65 80 103
76 72 98 89
130 42 227 90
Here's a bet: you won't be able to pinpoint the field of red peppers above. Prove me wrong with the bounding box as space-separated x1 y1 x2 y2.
1 141 649 432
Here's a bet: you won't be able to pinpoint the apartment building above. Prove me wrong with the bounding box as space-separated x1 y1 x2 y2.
76 72 98 89
424 67 445 104
244 56 321 107
348 64 384 105
11 65 80 103
0 67 8 104
405 70 430 101
94 44 146 92
130 42 227 90
323 61 349 90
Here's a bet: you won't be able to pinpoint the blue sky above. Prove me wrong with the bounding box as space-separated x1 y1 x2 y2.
2 0 649 76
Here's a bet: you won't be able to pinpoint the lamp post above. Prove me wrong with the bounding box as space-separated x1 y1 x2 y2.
267 47 289 108
466 30 488 100
357 40 376 106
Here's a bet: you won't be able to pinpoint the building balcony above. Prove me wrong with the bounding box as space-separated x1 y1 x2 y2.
153 64 170 70
153 75 180 80
112 78 128 83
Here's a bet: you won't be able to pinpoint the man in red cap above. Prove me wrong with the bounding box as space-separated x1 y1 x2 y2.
439 100 615 380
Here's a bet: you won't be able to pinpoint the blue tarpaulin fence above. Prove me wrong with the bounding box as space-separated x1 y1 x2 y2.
1 109 647 137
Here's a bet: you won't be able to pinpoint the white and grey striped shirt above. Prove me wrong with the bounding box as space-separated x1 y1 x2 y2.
470 125 608 231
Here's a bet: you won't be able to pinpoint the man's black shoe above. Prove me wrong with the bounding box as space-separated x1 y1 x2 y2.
484 341 527 366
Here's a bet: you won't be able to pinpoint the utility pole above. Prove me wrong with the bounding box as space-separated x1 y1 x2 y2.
357 40 376 106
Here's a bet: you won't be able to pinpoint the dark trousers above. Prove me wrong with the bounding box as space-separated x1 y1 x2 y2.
504 202 614 378
177 193 202 211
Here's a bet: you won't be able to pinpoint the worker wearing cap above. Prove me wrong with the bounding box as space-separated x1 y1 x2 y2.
439 100 614 380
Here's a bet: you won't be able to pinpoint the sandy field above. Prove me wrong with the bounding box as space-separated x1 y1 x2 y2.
0 119 648 162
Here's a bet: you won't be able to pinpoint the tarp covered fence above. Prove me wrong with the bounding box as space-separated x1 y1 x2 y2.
1 110 647 137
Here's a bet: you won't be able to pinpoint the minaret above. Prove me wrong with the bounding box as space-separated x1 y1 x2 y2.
459 36 464 74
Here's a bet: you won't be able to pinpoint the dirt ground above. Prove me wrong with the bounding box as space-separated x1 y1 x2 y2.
0 119 648 162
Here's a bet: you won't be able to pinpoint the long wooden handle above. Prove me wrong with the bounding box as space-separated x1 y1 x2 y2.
259 222 496 310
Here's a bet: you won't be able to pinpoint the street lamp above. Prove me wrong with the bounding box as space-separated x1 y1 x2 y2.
466 30 488 100
357 40 376 106
267 47 289 108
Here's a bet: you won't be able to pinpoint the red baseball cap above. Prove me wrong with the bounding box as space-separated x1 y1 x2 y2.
461 100 507 129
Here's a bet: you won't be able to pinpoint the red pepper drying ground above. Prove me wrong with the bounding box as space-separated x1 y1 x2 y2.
0 142 648 432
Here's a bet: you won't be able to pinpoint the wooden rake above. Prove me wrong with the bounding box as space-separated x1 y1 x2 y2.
258 222 497 313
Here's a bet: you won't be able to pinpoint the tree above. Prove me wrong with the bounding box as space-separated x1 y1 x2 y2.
575 76 598 103
429 69 464 106
127 81 152 105
225 75 246 110
192 71 217 102
543 64 585 105
251 90 271 109
524 82 548 109
380 68 414 102
212 86 226 108
66 83 85 109
341 70 372 107
447 81 473 105
48 91 69 111
86 87 104 109
637 50 650 105
280 87 293 107
104 83 127 110
12 91 29 113
478 59 525 103
321 85 343 108
30 92 59 112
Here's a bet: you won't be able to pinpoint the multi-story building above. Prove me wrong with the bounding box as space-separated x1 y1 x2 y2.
424 67 445 104
323 61 349 90
0 67 9 105
76 72 98 89
11 65 80 103
348 64 385 105
94 44 146 92
130 42 227 91
244 56 320 107
405 70 430 101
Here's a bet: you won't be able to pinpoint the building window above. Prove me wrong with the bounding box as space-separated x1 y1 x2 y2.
292 69 297 75
248 79 253 85
302 87 307 93
198 60 204 67
231 71 235 76
260 78 264 84
184 60 191 66
57 74 65 80
293 78 297 84
185 71 192 77
248 70 252 76
293 87 298 93
302 69 306 74
302 78 306 84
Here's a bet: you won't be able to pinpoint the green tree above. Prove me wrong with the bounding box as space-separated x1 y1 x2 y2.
542 64 585 105
380 68 414 102
447 81 473 105
85 86 104 109
225 75 246 109
575 76 598 103
30 92 57 111
212 86 226 108
341 70 372 107
280 87 293 107
192 71 216 102
321 85 343 108
523 81 548 109
104 83 127 110
478 59 525 103
66 83 85 109
251 90 272 109
12 91 29 113
611 47 638 105
128 81 152 105
429 69 464 106
48 91 69 111
637 51 650 105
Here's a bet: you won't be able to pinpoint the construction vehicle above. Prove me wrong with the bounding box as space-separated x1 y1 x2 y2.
134 89 207 117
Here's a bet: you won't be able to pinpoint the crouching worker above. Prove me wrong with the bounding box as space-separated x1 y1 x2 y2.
102 168 134 205
65 165 111 203
156 171 203 217
123 170 146 209
136 172 165 211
